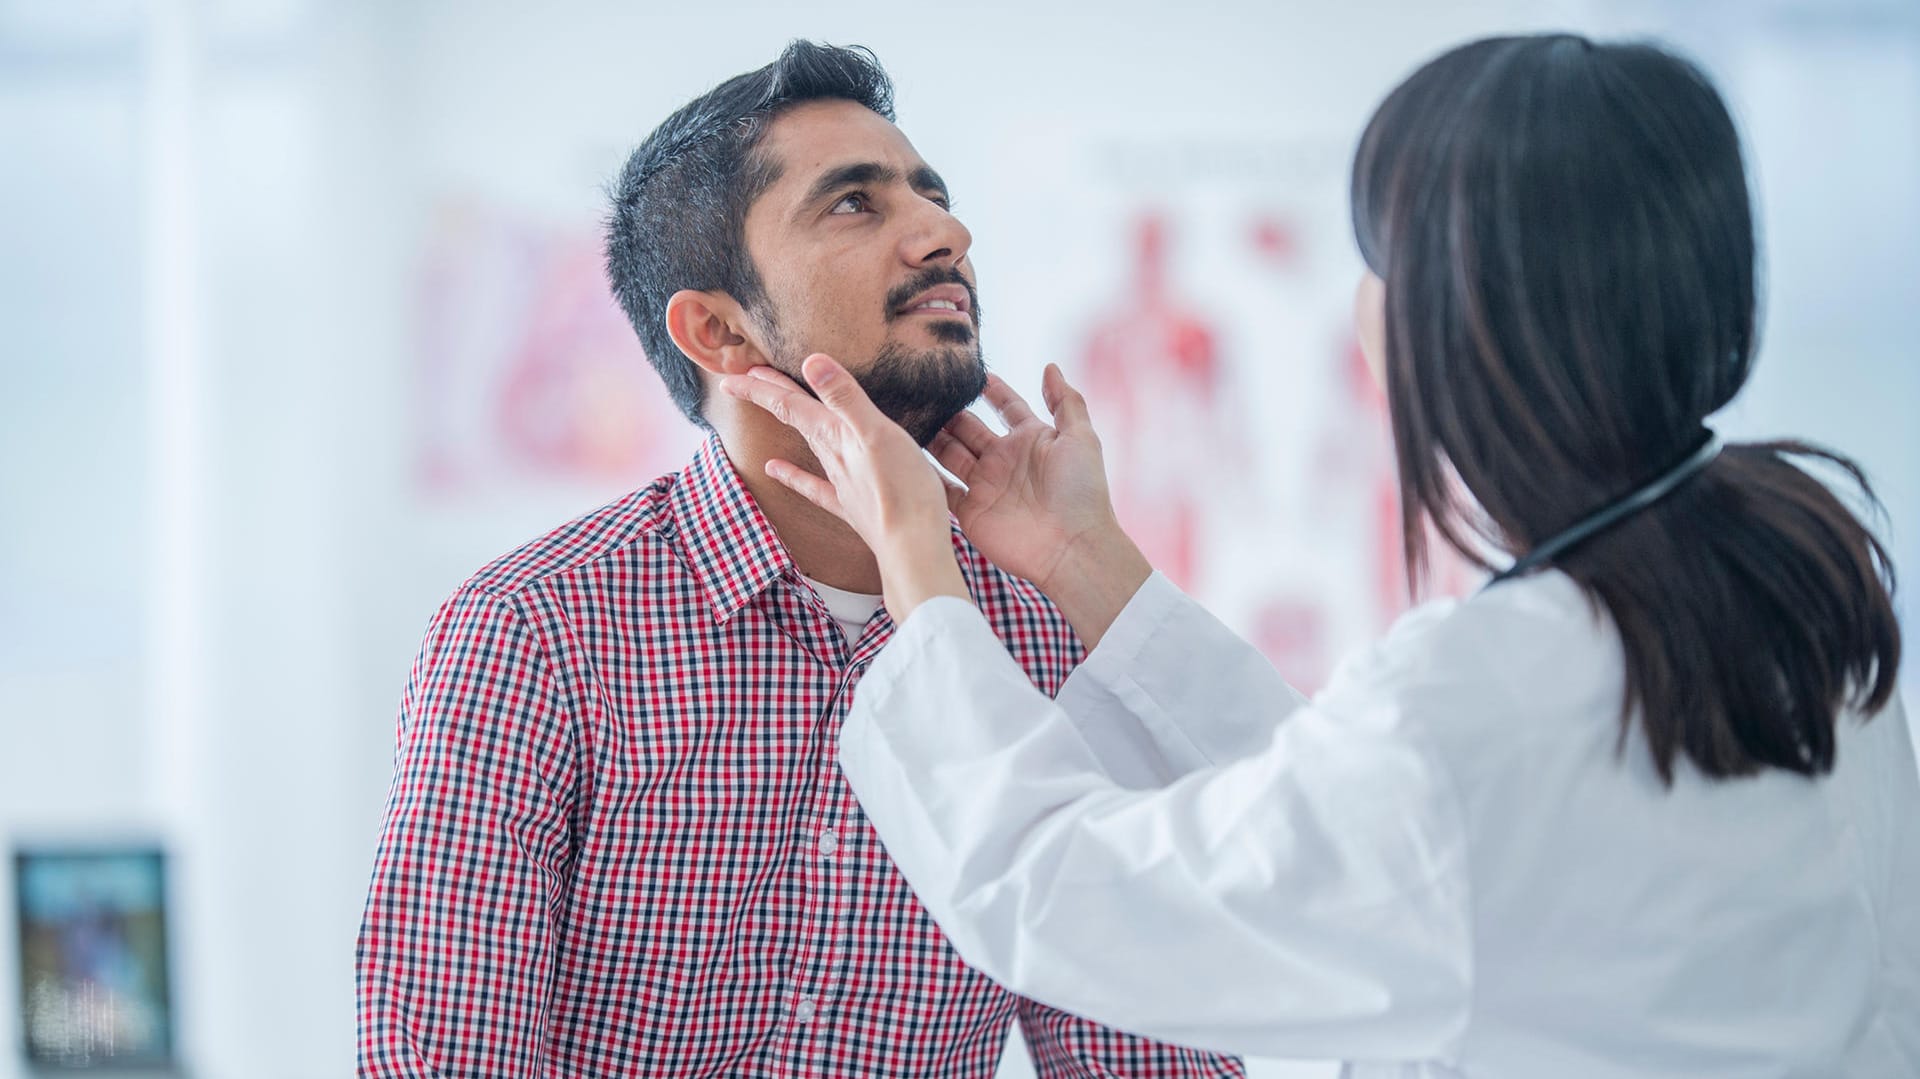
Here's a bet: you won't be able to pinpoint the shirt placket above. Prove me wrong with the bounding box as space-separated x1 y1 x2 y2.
771 602 861 1073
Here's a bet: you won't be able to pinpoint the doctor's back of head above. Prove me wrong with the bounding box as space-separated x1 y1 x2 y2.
1347 34 1901 785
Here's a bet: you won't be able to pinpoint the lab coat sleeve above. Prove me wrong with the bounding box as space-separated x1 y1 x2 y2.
840 597 1474 1062
1053 572 1310 787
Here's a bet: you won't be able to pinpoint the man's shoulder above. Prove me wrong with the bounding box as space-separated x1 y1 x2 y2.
461 471 685 605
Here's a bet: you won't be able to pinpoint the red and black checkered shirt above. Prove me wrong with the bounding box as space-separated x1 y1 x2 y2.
356 436 1244 1078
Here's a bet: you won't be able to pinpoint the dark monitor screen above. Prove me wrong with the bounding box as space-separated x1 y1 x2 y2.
14 847 175 1070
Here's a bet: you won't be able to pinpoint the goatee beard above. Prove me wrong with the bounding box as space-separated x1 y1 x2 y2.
755 273 987 445
853 341 988 446
760 329 987 447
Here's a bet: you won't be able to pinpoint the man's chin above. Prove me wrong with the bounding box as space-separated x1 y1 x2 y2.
889 375 986 447
895 401 975 447
856 342 987 447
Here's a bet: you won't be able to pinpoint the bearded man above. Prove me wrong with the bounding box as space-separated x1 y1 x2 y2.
354 39 1243 1079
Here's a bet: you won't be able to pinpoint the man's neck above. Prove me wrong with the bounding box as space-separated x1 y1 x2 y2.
712 420 886 597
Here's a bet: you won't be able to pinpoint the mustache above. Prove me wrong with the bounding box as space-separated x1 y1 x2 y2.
884 267 981 325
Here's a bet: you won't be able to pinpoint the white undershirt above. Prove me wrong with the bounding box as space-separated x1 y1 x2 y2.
798 573 883 644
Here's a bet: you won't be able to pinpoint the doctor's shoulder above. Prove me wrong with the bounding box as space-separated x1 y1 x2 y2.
1312 570 1622 752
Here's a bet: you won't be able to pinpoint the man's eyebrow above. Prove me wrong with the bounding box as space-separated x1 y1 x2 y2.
796 161 953 213
801 162 898 210
910 165 950 203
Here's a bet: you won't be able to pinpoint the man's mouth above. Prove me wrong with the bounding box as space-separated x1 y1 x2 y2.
895 284 973 318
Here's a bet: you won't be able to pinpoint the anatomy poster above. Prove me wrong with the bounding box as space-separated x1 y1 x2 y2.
413 199 701 500
982 126 1474 692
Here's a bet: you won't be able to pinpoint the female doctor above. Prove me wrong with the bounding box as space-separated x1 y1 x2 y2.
721 34 1918 1079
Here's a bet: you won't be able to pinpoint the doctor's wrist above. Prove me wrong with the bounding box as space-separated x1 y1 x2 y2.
1038 522 1153 650
877 535 970 625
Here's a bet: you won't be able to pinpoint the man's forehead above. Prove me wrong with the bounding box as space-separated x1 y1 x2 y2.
758 99 927 188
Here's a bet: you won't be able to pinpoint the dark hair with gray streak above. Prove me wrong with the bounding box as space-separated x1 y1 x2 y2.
1353 33 1900 784
605 41 896 425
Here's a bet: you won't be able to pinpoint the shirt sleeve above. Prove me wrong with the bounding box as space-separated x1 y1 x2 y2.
1015 994 1245 1077
1053 573 1309 787
355 586 581 1078
839 596 1473 1063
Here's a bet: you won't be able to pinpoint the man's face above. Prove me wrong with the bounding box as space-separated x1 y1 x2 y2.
740 99 984 446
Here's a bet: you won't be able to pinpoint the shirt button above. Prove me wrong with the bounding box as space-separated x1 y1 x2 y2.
793 996 817 1023
817 828 839 857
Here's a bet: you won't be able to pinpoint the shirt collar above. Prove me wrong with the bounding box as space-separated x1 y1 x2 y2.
671 432 996 627
671 434 798 624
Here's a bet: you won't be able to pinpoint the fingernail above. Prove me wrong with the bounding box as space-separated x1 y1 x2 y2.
806 359 838 386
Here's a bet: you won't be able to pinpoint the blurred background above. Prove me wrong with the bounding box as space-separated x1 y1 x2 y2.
2 0 1916 1076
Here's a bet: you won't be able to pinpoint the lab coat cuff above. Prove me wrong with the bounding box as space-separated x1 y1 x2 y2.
1052 573 1220 779
859 595 997 713
1074 571 1187 693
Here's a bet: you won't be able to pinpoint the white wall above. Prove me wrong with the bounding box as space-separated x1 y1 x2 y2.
2 2 1915 1078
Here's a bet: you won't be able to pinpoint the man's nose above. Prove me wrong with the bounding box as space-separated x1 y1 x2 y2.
903 200 972 268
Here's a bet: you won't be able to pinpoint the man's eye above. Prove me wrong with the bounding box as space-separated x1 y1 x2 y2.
830 192 871 214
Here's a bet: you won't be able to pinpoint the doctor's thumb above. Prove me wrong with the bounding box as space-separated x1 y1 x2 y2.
802 354 867 418
1043 364 1096 436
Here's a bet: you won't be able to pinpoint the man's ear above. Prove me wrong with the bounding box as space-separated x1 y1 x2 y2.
664 289 766 376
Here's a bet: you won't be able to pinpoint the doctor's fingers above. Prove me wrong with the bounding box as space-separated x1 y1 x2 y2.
798 354 894 440
723 370 842 447
929 430 978 482
1041 363 1098 439
942 410 1001 457
764 457 848 521
982 373 1041 429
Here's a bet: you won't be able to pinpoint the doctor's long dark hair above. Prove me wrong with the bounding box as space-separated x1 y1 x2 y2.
1352 34 1901 783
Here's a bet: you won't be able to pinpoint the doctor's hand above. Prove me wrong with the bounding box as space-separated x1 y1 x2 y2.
933 365 1153 649
720 354 968 621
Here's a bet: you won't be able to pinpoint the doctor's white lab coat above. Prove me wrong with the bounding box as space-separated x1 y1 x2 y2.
837 571 1920 1078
